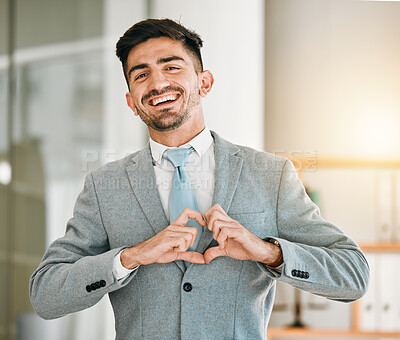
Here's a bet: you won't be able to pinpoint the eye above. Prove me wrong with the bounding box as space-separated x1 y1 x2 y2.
166 66 179 71
135 72 148 81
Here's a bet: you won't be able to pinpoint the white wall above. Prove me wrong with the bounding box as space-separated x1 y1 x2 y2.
151 0 265 150
103 0 149 156
102 0 266 155
266 0 400 332
265 0 400 159
265 0 400 245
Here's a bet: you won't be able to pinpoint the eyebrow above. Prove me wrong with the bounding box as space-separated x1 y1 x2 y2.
157 56 185 64
128 55 186 79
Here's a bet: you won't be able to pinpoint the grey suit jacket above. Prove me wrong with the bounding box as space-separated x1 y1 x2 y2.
30 131 369 340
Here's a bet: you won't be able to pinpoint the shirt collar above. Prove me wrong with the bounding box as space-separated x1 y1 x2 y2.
149 127 213 164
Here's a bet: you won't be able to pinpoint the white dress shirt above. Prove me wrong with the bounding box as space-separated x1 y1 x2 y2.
113 127 215 280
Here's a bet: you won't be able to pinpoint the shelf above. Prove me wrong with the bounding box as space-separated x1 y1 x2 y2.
268 327 400 339
312 158 400 169
359 243 400 252
277 154 400 170
268 155 400 339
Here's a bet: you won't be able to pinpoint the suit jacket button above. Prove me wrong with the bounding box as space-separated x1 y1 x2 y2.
305 272 309 279
183 282 192 292
95 282 101 289
100 280 106 287
91 283 97 291
300 271 305 278
86 285 92 293
291 269 297 277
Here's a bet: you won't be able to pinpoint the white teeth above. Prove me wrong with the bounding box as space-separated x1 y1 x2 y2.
152 94 177 106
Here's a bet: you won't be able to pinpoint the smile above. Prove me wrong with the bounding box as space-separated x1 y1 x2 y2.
149 93 180 106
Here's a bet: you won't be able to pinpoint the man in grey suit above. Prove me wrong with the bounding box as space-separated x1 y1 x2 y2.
30 19 369 339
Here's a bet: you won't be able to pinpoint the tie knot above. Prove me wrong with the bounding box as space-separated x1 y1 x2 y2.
163 147 194 168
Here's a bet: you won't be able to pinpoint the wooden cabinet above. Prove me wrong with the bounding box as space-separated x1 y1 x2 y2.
268 156 400 339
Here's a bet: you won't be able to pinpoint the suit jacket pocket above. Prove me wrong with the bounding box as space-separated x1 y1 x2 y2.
229 211 268 240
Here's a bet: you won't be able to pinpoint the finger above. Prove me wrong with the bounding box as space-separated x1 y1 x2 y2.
174 208 206 226
193 213 207 227
169 226 199 248
216 226 238 249
165 229 196 252
207 210 230 232
177 251 205 264
211 219 223 243
185 226 198 248
211 219 237 246
169 225 198 238
172 239 189 253
204 246 226 264
216 227 227 249
205 203 224 222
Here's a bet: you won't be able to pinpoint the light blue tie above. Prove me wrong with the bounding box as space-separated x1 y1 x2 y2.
163 147 203 263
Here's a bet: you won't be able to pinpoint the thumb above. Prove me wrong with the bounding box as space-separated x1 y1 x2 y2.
177 251 205 264
204 246 226 264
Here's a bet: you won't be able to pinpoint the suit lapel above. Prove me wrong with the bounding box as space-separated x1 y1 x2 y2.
196 132 243 254
125 134 243 270
125 145 186 272
125 146 169 235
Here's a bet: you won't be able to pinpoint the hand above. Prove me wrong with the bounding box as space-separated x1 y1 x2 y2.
203 204 283 267
121 208 206 269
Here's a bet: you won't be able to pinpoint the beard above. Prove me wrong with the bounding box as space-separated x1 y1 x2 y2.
135 85 201 132
137 107 190 132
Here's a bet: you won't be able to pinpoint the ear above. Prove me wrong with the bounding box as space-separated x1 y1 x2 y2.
199 70 214 98
126 92 138 116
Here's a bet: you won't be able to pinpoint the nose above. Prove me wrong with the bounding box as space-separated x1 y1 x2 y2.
148 70 170 91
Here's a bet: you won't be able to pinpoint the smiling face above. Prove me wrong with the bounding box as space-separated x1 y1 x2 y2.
125 37 213 145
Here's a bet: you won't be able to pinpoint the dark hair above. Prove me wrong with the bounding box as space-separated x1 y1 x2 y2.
116 18 204 87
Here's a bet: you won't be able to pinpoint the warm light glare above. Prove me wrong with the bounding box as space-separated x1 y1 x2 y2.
0 161 12 185
354 105 400 157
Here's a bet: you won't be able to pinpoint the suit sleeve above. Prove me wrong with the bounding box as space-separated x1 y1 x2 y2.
259 159 370 302
29 173 137 320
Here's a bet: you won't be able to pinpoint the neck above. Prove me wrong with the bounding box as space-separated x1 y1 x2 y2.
149 124 205 147
148 117 205 147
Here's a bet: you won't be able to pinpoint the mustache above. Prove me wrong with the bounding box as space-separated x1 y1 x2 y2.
142 86 184 103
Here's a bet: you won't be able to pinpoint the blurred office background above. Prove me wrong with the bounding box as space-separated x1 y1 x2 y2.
1 0 400 339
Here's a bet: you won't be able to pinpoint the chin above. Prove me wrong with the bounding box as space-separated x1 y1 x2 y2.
147 112 190 132
151 120 186 132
